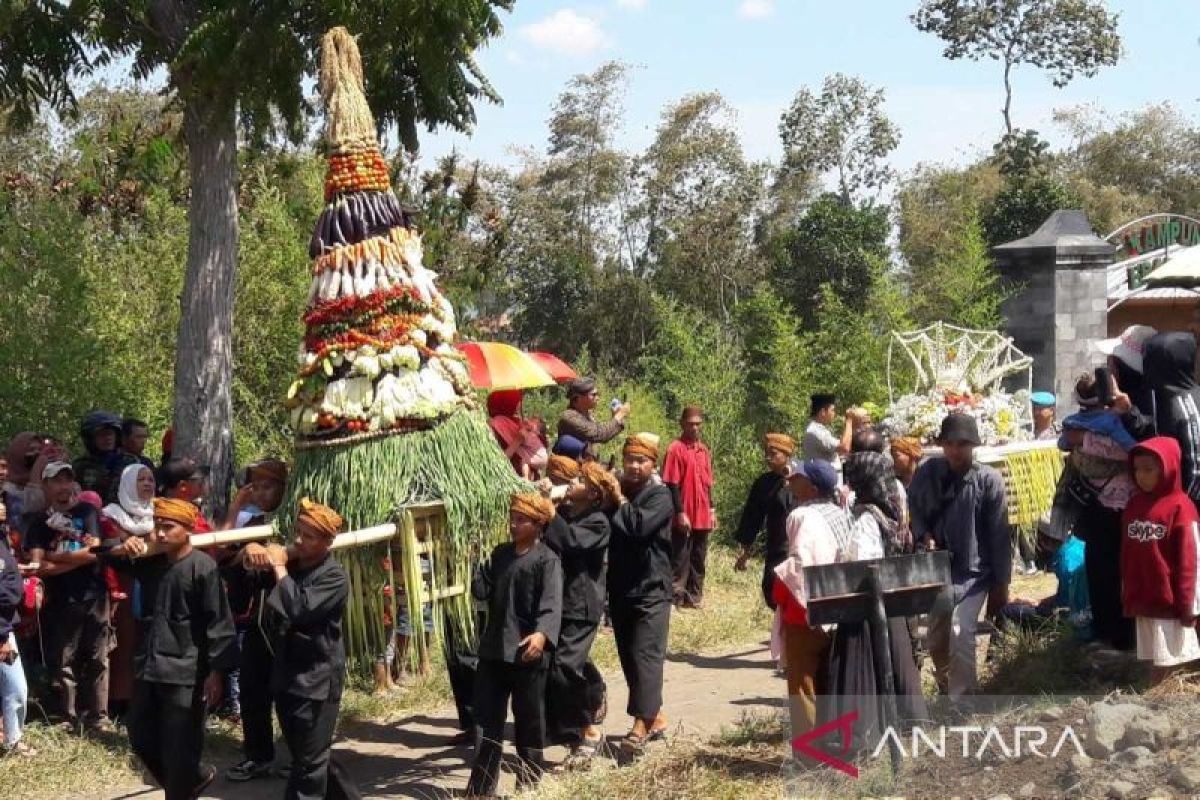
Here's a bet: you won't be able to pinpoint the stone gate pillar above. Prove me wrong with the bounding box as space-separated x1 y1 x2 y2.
992 210 1116 419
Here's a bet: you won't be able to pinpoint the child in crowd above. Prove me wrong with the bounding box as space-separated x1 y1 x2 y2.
1051 373 1138 534
1121 437 1200 685
466 492 562 797
78 489 127 603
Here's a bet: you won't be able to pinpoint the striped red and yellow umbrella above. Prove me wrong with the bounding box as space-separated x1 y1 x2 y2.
456 342 558 391
529 351 577 383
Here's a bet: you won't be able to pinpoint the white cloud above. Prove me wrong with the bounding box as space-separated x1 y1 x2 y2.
520 9 611 56
738 0 774 19
616 0 647 9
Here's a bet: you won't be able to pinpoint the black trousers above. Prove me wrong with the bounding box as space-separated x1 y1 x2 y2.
128 680 205 800
47 595 110 722
276 692 361 800
670 529 711 606
1079 504 1135 650
467 659 547 796
240 624 276 763
546 619 605 745
610 596 670 719
443 619 478 732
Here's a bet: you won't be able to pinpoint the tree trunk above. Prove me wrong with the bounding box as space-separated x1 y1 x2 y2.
1002 57 1014 135
173 99 239 518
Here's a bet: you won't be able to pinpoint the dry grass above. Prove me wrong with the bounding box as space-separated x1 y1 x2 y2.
526 710 900 800
0 723 143 800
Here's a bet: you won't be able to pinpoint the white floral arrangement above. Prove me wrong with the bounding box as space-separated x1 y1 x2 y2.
882 388 1031 446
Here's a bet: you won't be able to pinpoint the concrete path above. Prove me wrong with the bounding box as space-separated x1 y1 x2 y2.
104 641 783 800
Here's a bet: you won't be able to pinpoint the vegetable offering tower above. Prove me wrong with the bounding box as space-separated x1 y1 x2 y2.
280 28 524 664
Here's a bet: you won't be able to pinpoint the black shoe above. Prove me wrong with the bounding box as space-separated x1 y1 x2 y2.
191 764 217 799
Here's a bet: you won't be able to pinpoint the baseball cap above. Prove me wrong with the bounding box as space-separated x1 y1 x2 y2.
937 413 982 446
1096 324 1157 374
785 458 838 495
552 434 587 459
42 461 75 480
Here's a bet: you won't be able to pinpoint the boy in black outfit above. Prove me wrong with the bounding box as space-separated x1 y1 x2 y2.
466 493 563 798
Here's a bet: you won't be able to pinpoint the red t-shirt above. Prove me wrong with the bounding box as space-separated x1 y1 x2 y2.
661 438 715 530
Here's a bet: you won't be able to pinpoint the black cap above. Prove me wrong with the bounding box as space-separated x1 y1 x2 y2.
567 377 597 399
937 413 981 446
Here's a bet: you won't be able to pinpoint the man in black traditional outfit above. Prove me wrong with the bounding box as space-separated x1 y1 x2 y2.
543 461 620 768
103 497 236 800
734 433 797 608
242 497 359 800
609 434 674 755
467 492 563 797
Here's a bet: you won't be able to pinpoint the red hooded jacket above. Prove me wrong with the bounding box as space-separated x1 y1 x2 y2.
1121 437 1200 621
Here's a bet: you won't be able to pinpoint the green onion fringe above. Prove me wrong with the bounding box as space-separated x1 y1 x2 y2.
278 408 529 673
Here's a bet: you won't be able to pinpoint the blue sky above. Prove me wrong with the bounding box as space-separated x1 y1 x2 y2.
418 0 1199 180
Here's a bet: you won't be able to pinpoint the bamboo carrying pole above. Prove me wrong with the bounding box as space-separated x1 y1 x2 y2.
136 522 397 557
329 523 397 551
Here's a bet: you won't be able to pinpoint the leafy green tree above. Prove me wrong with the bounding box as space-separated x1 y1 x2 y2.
896 161 1004 277
778 73 900 205
733 288 811 436
982 173 1080 246
638 296 758 529
232 162 318 463
1054 103 1200 220
909 215 1010 329
543 61 632 260
490 62 651 370
638 92 767 321
803 266 915 409
992 128 1053 179
771 193 890 325
0 3 513 510
912 0 1121 134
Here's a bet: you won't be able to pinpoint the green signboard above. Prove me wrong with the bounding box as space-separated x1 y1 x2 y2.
1107 214 1200 291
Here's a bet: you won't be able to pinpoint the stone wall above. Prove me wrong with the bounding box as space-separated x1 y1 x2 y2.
993 210 1116 419
1053 267 1110 409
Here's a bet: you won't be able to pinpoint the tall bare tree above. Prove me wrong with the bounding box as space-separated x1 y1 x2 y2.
912 0 1121 134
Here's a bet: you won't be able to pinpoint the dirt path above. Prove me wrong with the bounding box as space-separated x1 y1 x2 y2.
104 640 783 800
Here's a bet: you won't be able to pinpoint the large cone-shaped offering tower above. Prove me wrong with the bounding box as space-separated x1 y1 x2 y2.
280 28 525 665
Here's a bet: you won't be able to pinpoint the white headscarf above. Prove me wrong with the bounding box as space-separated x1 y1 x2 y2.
102 464 155 536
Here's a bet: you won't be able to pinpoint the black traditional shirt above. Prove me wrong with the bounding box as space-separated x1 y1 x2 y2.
607 483 673 602
473 540 562 665
543 508 610 623
267 555 350 702
734 471 795 564
108 549 237 686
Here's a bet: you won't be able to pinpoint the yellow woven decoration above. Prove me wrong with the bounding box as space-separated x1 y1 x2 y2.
1004 447 1064 529
320 27 378 153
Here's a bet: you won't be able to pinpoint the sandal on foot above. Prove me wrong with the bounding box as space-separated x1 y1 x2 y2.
647 726 668 743
566 736 603 769
620 731 647 755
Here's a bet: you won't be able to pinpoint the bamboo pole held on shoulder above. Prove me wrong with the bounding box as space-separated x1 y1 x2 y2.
330 523 397 551
133 520 399 559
